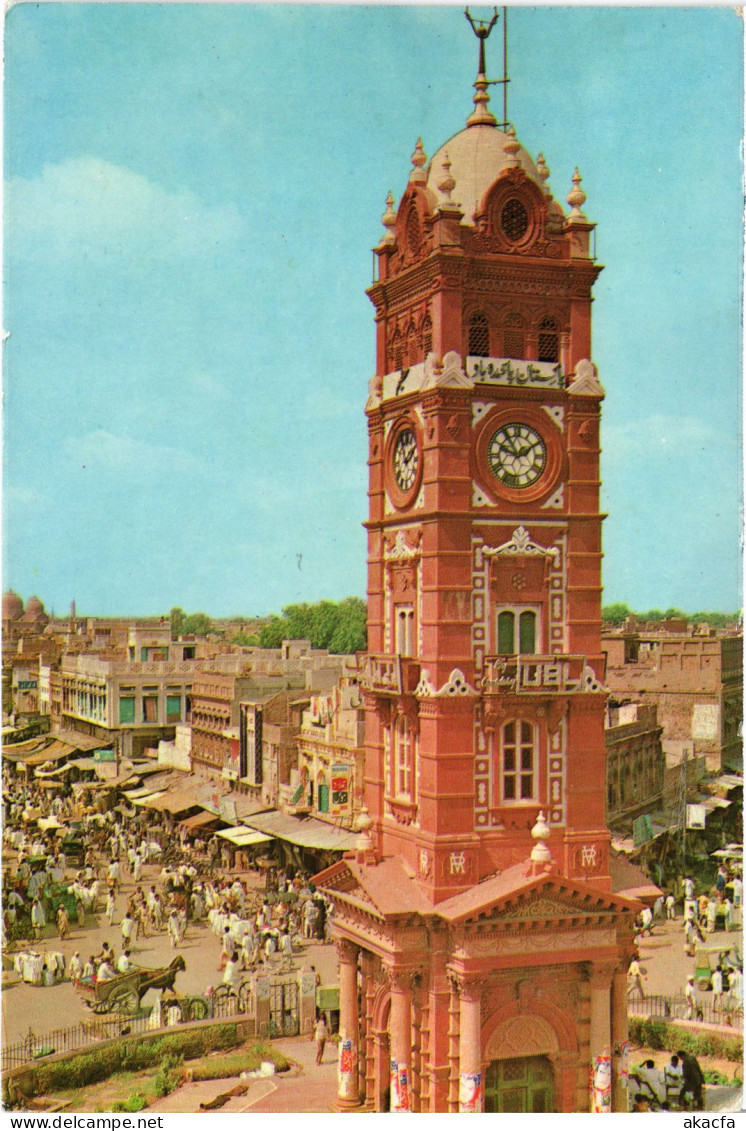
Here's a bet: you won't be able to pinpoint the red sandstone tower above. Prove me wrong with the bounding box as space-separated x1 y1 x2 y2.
318 20 638 1112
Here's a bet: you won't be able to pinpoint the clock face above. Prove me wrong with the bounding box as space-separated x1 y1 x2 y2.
393 428 419 492
488 423 547 489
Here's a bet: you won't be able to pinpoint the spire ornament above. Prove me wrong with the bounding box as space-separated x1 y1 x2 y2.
437 151 458 204
380 191 397 247
409 138 428 184
503 124 520 168
566 167 588 220
536 152 552 195
465 7 499 127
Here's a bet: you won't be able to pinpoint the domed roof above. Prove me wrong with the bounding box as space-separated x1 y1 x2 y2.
2 590 24 620
427 122 542 225
22 595 47 621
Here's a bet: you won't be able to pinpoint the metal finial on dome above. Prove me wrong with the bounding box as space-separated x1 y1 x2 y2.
465 7 499 127
503 124 520 168
437 152 457 203
380 191 397 246
566 167 588 219
409 138 428 183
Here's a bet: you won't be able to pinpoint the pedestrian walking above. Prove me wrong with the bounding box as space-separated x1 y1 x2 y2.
167 907 181 948
313 1014 328 1065
684 975 697 1020
711 965 724 1009
56 903 70 940
106 889 116 926
68 951 83 983
121 912 134 948
665 892 676 920
627 956 646 999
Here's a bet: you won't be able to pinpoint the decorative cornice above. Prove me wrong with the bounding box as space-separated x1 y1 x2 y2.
415 667 476 698
483 526 560 564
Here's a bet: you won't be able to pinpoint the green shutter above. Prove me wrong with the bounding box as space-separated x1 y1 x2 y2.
497 612 515 654
166 695 181 722
519 611 536 654
119 696 135 724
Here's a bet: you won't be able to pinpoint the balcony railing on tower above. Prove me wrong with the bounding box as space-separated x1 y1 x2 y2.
482 654 596 694
359 654 420 696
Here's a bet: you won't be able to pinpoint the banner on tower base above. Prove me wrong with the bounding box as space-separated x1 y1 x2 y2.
390 1058 410 1112
590 1053 612 1112
459 1072 483 1112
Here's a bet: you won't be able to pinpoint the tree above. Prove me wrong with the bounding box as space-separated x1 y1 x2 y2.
182 612 213 636
601 603 631 626
258 616 287 648
170 607 186 639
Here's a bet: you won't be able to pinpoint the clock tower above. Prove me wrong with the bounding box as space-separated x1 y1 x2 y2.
317 21 638 1113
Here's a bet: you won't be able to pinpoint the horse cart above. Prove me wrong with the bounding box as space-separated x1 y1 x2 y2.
76 956 186 1015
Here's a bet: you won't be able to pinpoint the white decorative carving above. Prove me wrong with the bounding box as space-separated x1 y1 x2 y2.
472 402 491 426
580 664 607 693
484 526 560 564
472 482 493 508
569 358 605 397
541 485 564 510
438 668 476 696
450 851 466 875
384 491 394 516
542 405 564 431
384 529 421 561
414 485 425 510
366 374 382 410
414 669 436 698
485 1015 560 1062
581 845 597 868
383 419 393 438
422 349 473 390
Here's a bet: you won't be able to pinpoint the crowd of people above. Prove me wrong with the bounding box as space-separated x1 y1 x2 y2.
1 769 336 1000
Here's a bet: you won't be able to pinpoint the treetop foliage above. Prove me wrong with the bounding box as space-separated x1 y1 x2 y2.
258 597 367 653
602 603 741 628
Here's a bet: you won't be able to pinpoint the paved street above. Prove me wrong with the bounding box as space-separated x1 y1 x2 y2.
2 858 340 1048
633 913 742 1005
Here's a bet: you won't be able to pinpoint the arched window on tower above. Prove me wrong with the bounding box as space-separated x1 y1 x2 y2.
500 720 537 802
496 606 539 654
421 314 432 357
394 715 414 800
468 312 490 357
503 314 525 360
391 329 404 372
407 323 419 366
538 317 559 363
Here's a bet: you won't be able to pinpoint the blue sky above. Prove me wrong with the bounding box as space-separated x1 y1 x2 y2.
4 3 742 617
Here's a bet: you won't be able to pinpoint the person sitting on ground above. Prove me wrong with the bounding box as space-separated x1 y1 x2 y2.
634 1060 665 1107
664 1054 684 1105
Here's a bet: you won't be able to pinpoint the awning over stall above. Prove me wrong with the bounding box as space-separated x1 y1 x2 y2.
215 826 274 847
242 811 357 852
178 810 223 830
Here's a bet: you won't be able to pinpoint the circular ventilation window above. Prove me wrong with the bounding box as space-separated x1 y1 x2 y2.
500 198 529 242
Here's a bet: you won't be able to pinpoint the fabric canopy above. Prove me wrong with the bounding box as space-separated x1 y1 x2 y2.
215 826 273 847
178 810 222 830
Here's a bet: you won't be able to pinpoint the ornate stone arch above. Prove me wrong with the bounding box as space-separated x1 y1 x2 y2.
484 1012 559 1061
482 993 578 1060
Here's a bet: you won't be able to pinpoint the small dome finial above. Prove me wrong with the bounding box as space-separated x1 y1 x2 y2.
530 810 553 864
437 151 457 204
379 191 397 247
566 167 588 219
503 124 521 168
536 152 552 194
409 138 428 184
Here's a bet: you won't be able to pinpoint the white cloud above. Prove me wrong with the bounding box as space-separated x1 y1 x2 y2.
6 157 243 264
4 486 47 507
62 430 199 475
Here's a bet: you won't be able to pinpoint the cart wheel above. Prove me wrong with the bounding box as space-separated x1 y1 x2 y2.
237 986 252 1013
114 990 140 1015
92 1001 108 1014
187 996 209 1021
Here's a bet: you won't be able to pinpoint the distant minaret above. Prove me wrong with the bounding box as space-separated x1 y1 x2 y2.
69 600 76 629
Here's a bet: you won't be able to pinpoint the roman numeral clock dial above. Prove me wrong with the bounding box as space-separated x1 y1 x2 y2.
488 423 547 489
393 428 419 491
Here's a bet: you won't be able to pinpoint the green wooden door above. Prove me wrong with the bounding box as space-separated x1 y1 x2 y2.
318 783 329 813
484 1056 553 1113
